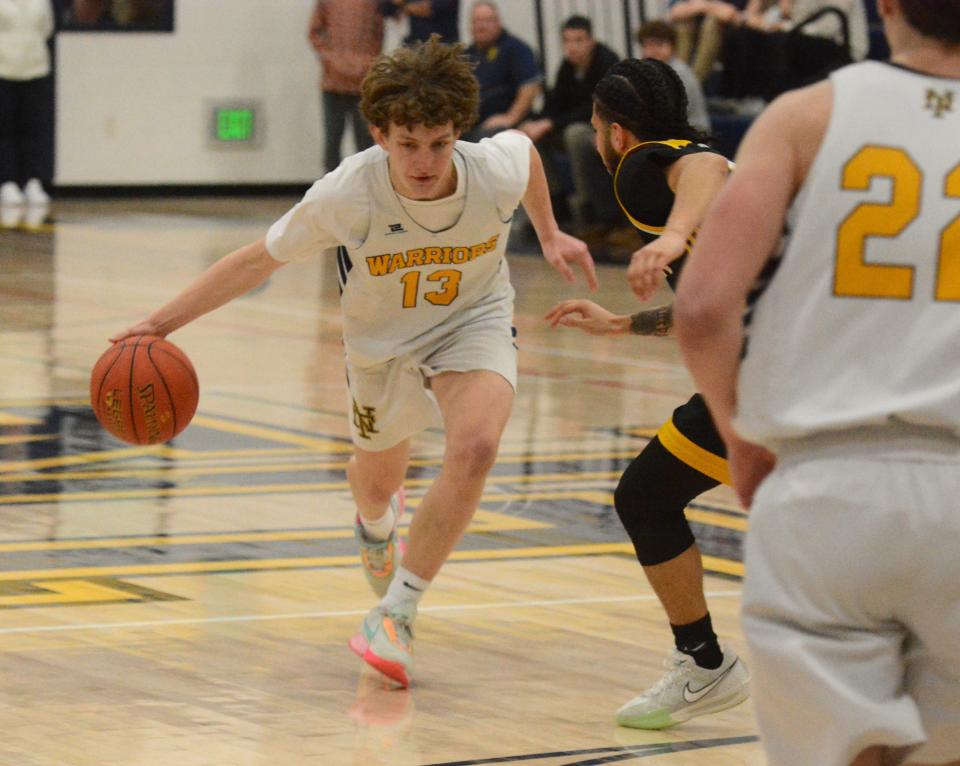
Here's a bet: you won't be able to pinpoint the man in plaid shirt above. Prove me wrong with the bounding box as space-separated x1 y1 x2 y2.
309 0 385 172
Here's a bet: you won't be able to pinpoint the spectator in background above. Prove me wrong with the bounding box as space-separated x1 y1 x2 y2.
668 0 749 82
519 15 620 234
741 0 868 61
464 1 541 142
0 0 54 208
636 21 711 134
309 0 384 173
66 0 171 29
379 0 460 45
722 0 868 101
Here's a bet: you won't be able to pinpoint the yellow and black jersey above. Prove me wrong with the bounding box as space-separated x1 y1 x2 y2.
614 140 733 484
613 139 727 291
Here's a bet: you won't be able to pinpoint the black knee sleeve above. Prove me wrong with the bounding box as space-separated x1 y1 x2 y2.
614 436 721 566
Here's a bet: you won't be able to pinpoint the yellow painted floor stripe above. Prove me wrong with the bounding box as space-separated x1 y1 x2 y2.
0 412 42 426
0 580 140 607
0 434 58 446
0 445 161 474
1 451 642 482
188 415 354 451
0 543 744 581
0 474 624 505
685 508 748 532
0 508 551 552
0 398 88 407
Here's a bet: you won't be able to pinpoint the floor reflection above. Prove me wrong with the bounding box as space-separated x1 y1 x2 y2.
349 669 419 766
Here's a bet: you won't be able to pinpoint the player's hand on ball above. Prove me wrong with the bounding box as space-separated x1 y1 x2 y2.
109 320 165 344
544 299 628 336
541 231 599 291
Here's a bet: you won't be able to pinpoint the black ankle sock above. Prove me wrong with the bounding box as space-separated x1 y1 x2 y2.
671 613 724 670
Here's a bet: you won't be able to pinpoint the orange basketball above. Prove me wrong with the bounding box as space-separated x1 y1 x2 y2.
90 335 199 445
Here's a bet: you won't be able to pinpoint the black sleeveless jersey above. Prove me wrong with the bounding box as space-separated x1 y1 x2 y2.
612 140 729 291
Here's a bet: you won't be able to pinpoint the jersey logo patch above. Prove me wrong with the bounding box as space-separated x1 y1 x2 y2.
352 400 379 440
386 223 407 235
925 88 954 119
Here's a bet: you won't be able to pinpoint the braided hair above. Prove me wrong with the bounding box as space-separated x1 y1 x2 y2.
594 58 710 144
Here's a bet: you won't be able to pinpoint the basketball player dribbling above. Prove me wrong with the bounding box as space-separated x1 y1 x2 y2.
675 1 960 764
110 37 596 688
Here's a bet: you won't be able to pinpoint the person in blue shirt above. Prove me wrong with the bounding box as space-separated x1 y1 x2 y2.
463 1 541 142
379 0 460 45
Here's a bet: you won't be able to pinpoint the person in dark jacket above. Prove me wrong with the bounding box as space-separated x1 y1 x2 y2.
463 1 541 141
380 0 460 45
520 15 621 232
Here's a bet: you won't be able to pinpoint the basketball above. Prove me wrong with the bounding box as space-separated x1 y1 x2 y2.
89 335 199 445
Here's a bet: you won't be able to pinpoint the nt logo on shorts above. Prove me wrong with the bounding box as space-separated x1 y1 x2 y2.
352 400 379 440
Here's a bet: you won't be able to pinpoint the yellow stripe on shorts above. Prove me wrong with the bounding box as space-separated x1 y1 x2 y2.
657 419 730 485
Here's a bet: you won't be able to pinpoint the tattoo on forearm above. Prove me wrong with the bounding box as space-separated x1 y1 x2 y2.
629 304 673 336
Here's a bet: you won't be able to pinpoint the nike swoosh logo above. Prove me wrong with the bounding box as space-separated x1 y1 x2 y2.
682 660 738 703
402 580 424 592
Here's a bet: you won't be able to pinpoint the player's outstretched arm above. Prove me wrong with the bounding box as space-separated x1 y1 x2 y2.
109 237 285 342
522 144 599 290
545 299 674 337
545 299 629 335
627 152 731 301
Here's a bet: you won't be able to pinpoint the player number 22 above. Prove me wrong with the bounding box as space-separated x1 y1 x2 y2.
835 146 960 301
400 269 462 308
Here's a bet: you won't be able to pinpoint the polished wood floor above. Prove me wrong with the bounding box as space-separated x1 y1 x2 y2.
0 199 762 765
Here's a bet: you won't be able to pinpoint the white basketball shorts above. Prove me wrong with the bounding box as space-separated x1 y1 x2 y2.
343 315 517 451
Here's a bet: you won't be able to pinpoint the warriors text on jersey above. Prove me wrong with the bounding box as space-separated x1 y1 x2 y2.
735 61 960 445
265 131 531 367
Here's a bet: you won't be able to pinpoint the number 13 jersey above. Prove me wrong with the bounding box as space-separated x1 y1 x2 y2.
266 131 531 368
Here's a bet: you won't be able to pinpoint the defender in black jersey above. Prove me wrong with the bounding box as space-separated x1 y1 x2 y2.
546 58 749 730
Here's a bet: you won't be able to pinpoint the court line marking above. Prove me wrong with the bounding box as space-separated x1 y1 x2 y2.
0 508 551 552
0 546 742 582
0 542 645 580
0 590 743 635
0 451 642 482
0 477 622 505
420 735 760 766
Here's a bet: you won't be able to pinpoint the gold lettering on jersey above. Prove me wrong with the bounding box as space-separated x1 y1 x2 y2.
925 88 954 118
352 400 379 440
365 235 501 276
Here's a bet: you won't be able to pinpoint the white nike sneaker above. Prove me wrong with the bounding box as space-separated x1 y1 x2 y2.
616 647 750 729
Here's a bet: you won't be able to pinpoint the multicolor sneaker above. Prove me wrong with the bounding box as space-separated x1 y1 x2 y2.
355 489 406 597
616 647 749 729
348 603 416 688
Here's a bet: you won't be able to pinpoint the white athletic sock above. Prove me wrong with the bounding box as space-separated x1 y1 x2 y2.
380 565 430 612
359 505 395 541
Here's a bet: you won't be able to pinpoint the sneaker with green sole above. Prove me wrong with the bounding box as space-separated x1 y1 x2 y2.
616 648 750 729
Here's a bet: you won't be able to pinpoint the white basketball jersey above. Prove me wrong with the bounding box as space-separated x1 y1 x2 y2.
736 61 960 445
266 133 530 368
336 142 516 367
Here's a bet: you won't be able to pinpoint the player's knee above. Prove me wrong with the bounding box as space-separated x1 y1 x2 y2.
446 434 499 476
614 459 695 566
347 458 398 506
